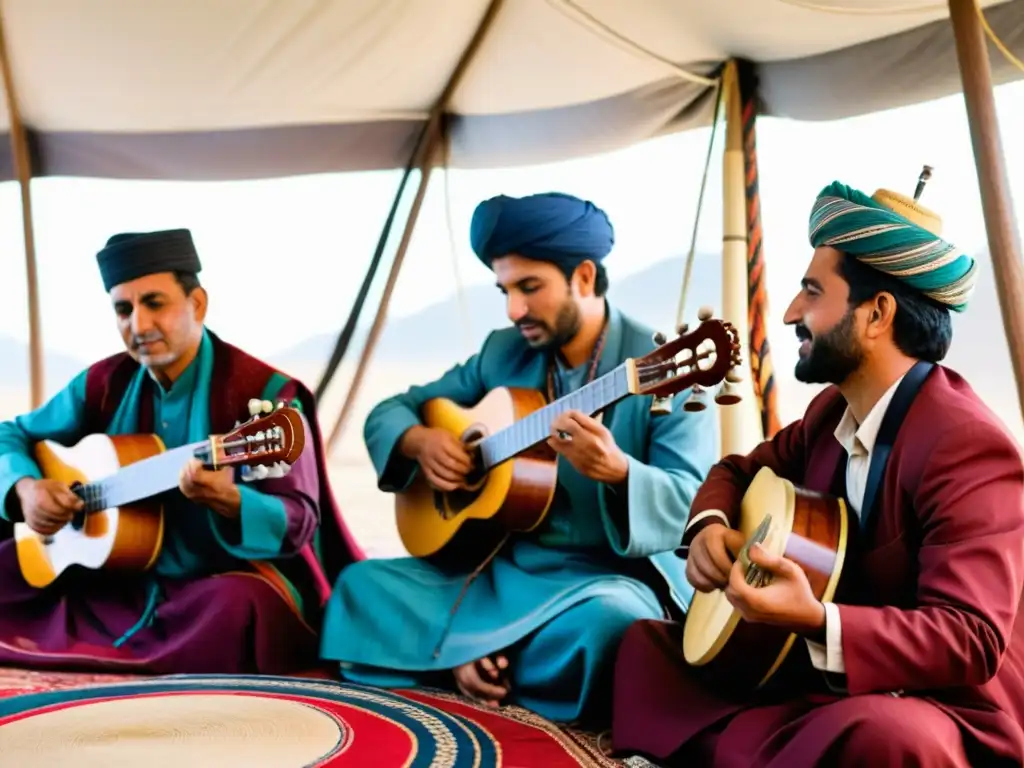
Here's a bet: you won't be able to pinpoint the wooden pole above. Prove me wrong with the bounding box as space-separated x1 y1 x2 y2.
323 0 507 452
313 128 426 403
323 128 440 451
0 11 43 409
948 0 1024 424
719 61 764 457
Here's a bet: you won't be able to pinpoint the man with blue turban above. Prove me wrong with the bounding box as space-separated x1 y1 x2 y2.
613 180 1024 766
320 192 719 724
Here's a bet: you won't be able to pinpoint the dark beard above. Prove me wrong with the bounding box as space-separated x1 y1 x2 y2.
794 309 864 385
518 300 581 349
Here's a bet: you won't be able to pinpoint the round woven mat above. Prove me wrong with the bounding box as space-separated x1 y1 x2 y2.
0 674 618 766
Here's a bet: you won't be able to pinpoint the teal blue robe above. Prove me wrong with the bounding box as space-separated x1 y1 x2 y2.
320 305 718 722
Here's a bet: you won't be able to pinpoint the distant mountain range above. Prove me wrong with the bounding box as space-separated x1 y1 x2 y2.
1 248 1020 442
0 336 90 395
0 251 722 397
270 250 1016 432
274 251 725 365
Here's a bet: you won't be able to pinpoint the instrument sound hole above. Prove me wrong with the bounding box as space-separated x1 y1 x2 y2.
460 425 487 488
429 424 488 519
69 481 86 530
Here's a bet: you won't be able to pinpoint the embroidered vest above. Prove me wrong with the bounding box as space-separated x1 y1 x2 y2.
81 330 361 627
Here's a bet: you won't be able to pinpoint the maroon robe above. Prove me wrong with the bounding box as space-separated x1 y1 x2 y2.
612 365 1024 766
0 331 363 675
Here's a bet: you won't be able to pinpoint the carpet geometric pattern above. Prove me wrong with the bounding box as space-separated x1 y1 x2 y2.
0 668 659 767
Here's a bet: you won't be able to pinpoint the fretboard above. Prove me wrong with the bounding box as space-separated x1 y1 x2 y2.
74 441 209 513
478 363 632 469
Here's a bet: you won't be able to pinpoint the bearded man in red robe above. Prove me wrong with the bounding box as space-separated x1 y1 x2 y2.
611 181 1024 766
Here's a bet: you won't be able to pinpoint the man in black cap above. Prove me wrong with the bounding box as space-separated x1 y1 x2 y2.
0 229 362 674
319 192 718 725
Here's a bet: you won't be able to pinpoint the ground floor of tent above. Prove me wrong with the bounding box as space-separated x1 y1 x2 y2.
0 666 659 766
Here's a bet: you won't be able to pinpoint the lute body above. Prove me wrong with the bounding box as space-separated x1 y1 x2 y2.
682 466 850 692
14 405 305 588
396 386 560 558
16 434 169 588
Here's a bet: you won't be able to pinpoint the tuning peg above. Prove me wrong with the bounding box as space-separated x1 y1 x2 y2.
650 395 673 415
697 306 714 322
652 331 668 345
248 398 263 417
676 322 689 335
683 384 708 411
261 400 273 414
276 400 286 410
715 379 742 405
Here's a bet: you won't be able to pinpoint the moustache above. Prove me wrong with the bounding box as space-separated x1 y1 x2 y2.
131 333 164 350
516 318 544 329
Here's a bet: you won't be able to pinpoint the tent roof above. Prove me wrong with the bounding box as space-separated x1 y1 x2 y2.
0 0 1021 181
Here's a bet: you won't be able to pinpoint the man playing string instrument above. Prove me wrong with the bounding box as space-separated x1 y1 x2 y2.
0 229 362 674
320 192 719 723
612 180 1024 766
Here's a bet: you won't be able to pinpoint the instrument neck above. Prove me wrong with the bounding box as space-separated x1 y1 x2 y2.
478 363 632 470
74 438 220 513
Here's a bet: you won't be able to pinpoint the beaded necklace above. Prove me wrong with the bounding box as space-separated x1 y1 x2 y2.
545 316 610 403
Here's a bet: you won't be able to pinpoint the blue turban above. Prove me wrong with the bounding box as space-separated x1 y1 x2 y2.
809 181 977 312
469 192 615 270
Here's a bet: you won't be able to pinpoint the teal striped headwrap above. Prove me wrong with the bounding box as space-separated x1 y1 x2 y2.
808 181 977 312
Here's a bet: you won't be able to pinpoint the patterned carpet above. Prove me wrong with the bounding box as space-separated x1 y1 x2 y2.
0 667 659 766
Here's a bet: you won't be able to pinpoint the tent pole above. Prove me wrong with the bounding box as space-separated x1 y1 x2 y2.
719 60 763 457
313 129 425 403
948 0 1024 424
323 0 508 453
0 11 43 409
322 126 440 452
737 58 782 440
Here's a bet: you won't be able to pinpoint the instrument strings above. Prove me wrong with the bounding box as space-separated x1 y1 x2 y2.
740 515 773 589
72 435 239 513
637 347 717 383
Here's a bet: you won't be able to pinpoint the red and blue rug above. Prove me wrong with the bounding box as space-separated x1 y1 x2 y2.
0 668 656 766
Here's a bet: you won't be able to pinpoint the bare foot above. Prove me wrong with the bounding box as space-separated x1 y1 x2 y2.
453 654 510 707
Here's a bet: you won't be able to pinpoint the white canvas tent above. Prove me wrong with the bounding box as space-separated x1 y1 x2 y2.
0 0 1021 180
1 0 1022 446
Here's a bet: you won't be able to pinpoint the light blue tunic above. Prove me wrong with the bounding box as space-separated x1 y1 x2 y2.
320 306 719 722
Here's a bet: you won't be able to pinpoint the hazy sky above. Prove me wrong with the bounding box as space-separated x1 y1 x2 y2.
1 80 1021 365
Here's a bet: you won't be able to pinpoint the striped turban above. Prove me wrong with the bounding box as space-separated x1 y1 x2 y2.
808 181 977 312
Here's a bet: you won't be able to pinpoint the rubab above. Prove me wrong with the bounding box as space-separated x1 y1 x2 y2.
681 466 849 692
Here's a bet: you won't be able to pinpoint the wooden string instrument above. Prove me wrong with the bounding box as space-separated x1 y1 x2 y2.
14 402 305 588
682 465 849 692
395 311 743 558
